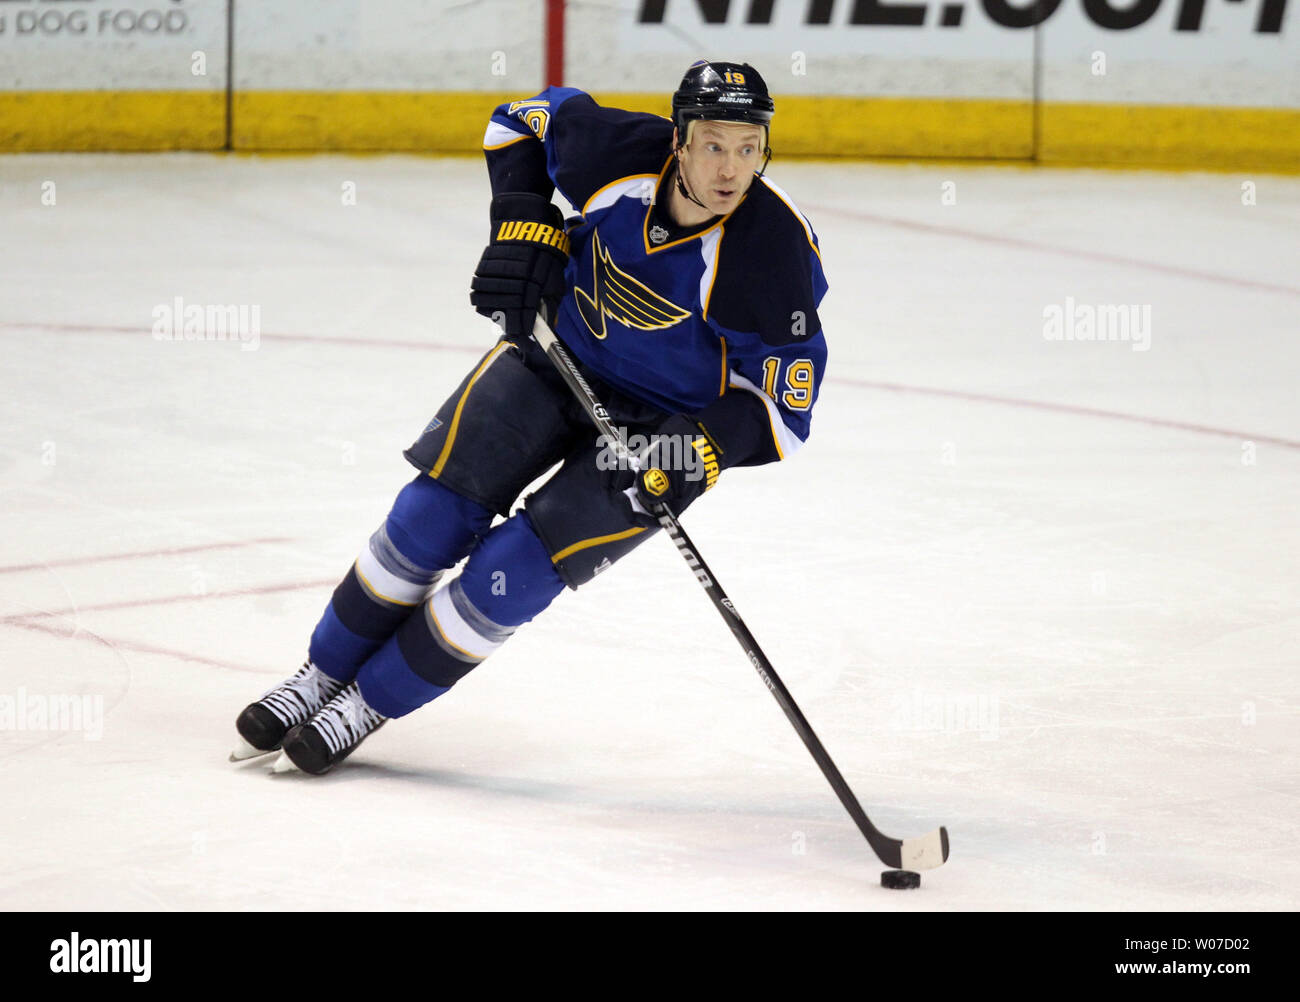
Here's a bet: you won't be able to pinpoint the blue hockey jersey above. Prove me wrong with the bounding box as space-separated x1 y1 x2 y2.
483 87 828 468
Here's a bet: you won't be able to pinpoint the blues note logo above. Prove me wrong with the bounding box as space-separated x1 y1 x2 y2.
575 231 690 340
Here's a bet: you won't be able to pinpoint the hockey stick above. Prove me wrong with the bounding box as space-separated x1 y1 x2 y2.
531 315 949 872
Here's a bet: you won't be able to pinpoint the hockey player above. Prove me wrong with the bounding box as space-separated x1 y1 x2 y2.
232 60 829 774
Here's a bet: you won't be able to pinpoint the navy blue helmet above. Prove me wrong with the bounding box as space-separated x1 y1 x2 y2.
671 60 774 140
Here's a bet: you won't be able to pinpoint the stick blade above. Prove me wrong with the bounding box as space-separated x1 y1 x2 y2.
899 826 950 871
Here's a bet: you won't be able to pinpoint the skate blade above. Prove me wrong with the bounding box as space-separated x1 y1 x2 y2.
270 751 299 774
230 736 278 762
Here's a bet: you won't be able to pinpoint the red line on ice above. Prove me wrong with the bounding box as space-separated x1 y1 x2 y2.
0 536 294 575
837 377 1300 450
0 321 480 354
5 320 1297 451
802 204 1300 299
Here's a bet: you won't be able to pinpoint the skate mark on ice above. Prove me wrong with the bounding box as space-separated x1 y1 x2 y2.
1 577 338 625
0 618 133 762
3 615 270 676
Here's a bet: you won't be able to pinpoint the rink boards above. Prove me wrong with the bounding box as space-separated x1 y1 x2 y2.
0 0 1297 169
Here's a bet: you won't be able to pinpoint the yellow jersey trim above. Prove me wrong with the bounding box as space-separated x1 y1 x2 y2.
551 527 647 565
431 342 511 478
484 132 530 151
582 172 660 217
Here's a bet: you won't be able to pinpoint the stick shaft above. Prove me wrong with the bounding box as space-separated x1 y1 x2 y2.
530 318 908 865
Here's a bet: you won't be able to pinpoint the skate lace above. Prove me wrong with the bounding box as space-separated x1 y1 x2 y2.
259 663 343 728
313 685 385 756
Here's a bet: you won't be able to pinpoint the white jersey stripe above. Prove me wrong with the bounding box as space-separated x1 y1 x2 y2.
728 370 804 461
698 227 723 319
584 175 658 217
483 121 530 150
756 176 821 261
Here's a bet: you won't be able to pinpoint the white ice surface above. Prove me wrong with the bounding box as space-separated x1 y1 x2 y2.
0 155 1297 911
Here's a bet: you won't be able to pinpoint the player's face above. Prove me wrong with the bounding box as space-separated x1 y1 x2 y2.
679 122 764 215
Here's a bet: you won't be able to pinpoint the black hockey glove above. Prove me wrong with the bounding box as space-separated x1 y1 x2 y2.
470 192 570 338
613 414 722 517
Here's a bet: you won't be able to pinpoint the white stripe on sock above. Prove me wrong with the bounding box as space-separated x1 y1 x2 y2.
428 584 506 661
355 550 429 607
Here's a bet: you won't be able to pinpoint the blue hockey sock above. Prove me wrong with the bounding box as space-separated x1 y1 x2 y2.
308 475 492 682
355 513 565 717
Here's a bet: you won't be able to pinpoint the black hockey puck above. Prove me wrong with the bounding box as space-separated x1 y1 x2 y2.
881 869 921 890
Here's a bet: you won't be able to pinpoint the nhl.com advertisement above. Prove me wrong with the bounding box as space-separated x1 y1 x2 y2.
619 0 1293 74
635 0 1288 31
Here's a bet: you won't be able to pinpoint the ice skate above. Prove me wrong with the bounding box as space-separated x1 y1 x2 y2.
231 661 345 761
276 683 387 775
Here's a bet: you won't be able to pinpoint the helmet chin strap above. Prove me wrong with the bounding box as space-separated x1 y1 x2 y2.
672 145 712 212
